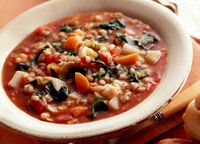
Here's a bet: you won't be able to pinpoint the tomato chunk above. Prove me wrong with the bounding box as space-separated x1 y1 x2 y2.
34 26 51 36
30 97 45 114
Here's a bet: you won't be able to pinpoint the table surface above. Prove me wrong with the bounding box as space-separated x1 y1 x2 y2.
0 1 200 143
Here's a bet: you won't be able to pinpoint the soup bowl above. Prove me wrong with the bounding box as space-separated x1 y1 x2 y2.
0 0 192 141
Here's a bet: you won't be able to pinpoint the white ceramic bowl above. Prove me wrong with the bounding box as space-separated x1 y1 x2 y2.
0 0 192 140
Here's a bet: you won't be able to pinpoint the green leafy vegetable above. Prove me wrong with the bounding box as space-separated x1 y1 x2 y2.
51 41 77 55
50 68 58 78
138 32 159 49
94 60 107 69
45 82 69 102
92 99 108 117
128 68 150 83
32 92 43 99
66 50 77 56
94 60 119 78
51 39 62 43
98 19 125 30
96 35 109 43
114 33 138 46
129 73 139 83
137 68 151 78
29 79 37 86
16 63 30 71
94 72 107 80
53 45 65 53
32 45 49 64
60 24 73 32
59 86 69 101
108 67 118 78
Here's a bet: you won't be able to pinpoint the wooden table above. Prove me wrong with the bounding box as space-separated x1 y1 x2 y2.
0 1 200 143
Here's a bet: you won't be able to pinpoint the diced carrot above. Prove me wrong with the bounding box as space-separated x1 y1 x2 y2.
63 36 80 50
47 63 60 76
114 53 140 65
75 72 90 93
70 106 89 117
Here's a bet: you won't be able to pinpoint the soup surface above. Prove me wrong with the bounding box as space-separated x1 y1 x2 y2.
3 12 167 124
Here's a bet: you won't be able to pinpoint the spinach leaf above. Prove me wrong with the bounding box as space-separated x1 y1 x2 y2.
66 50 77 56
32 91 43 99
51 39 62 43
96 35 109 43
98 19 125 30
129 73 139 83
93 60 119 78
128 68 150 83
94 60 107 69
51 41 77 55
16 63 30 71
94 74 104 80
108 67 118 78
137 68 151 78
92 99 108 117
45 82 69 102
50 39 65 53
53 45 65 53
58 86 69 101
114 33 138 46
50 68 58 78
29 79 37 86
32 45 49 64
138 32 159 50
94 72 107 80
60 24 73 32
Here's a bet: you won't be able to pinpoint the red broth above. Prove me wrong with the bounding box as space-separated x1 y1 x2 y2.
2 12 167 124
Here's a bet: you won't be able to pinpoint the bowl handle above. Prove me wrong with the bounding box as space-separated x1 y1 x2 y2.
153 0 178 14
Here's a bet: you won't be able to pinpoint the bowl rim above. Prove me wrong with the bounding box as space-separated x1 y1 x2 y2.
0 0 193 140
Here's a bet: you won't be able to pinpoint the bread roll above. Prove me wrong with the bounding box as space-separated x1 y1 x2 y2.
183 94 200 141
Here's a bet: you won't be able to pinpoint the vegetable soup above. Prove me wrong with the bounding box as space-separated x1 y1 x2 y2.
2 12 167 124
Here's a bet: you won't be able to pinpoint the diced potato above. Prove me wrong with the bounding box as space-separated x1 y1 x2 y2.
78 46 98 59
51 78 67 91
102 84 118 99
145 50 161 64
8 71 28 89
108 97 119 110
122 43 141 54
